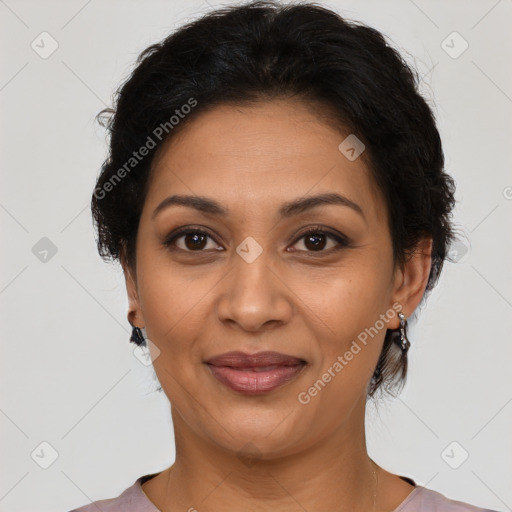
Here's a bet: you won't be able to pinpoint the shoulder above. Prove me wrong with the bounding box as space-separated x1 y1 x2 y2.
399 485 501 512
68 475 159 512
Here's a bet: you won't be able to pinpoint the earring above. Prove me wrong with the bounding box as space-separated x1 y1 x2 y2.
130 324 146 346
394 312 411 352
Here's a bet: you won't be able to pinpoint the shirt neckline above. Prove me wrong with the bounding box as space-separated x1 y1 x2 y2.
390 485 422 512
135 473 421 512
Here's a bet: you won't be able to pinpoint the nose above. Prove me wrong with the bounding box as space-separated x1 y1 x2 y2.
216 247 293 333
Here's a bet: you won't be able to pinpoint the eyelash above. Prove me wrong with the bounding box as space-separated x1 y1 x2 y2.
162 225 351 255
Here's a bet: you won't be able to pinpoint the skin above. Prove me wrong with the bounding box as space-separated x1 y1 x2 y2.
121 98 432 512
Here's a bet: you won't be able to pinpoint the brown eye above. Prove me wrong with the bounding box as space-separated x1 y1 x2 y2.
303 232 328 251
182 232 208 250
163 228 222 252
290 228 350 253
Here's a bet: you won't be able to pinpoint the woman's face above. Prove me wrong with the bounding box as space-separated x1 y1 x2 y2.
124 99 425 460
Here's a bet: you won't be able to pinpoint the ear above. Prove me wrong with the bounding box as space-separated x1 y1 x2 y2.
120 246 145 328
389 236 433 329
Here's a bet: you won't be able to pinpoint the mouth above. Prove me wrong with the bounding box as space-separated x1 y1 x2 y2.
204 351 308 395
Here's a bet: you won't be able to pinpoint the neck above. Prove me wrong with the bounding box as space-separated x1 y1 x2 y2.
153 396 381 512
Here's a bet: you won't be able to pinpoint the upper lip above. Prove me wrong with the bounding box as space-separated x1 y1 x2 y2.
205 351 306 368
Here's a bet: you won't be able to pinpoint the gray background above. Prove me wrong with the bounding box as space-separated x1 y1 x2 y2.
1 0 511 511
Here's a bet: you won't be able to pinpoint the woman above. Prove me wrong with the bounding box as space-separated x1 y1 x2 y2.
70 1 499 511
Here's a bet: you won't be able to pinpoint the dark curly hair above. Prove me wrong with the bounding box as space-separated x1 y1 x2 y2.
91 0 456 398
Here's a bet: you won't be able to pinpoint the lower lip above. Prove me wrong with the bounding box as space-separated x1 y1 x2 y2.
206 363 306 395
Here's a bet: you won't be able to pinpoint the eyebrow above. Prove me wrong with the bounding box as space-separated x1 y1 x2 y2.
152 192 365 221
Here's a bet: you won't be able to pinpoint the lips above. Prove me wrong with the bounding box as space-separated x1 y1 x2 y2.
206 351 306 368
205 351 307 395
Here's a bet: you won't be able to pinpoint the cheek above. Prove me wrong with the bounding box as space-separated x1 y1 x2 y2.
138 266 212 405
135 249 211 360
302 254 392 333
299 256 392 379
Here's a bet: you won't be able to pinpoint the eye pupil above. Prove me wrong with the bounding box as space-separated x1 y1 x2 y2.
305 232 326 251
185 232 207 250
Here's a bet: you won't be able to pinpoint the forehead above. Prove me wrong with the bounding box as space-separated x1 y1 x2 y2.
144 99 386 224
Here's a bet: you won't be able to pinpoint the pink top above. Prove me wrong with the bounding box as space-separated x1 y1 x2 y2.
69 473 500 512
